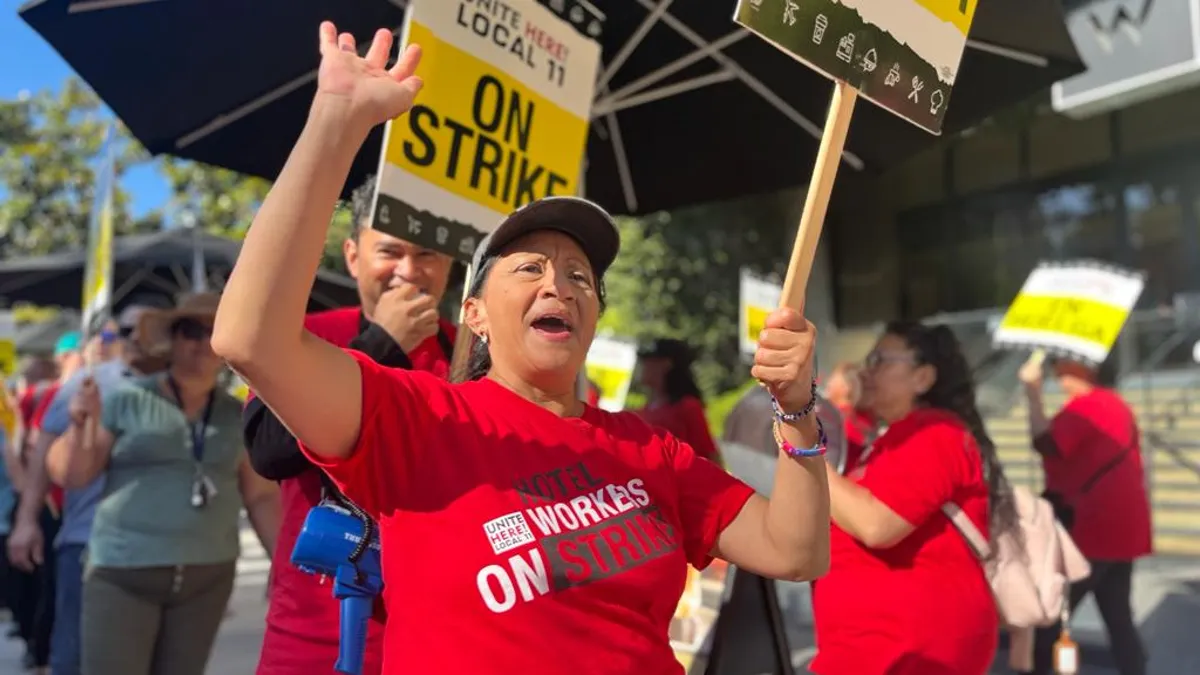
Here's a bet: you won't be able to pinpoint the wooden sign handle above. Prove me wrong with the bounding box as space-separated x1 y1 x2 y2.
779 81 858 313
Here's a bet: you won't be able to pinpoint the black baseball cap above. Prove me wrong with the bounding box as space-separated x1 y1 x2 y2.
471 197 620 278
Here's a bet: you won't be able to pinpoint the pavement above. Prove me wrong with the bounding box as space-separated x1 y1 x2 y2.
0 529 271 674
771 555 1200 675
2 529 1199 674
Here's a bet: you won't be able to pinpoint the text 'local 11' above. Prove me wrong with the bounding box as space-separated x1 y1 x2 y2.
371 0 599 261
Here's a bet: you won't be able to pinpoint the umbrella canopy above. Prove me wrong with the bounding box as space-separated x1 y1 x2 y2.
0 228 360 312
20 0 1083 215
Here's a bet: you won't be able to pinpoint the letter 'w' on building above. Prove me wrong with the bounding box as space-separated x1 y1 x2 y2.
82 123 117 336
368 0 603 262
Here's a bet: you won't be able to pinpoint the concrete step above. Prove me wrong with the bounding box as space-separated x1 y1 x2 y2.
1153 534 1200 556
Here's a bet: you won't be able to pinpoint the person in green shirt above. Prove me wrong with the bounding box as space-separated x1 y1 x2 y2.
47 292 280 675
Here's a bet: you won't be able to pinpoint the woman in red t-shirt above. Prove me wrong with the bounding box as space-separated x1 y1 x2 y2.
213 23 831 675
811 322 1019 675
823 362 876 474
635 339 722 464
1017 355 1149 675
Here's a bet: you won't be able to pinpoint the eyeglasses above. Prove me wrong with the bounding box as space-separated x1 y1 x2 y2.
864 351 916 370
172 319 213 341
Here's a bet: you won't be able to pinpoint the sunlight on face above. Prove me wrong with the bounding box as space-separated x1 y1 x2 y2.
861 333 929 424
169 318 223 378
471 230 600 391
345 228 454 318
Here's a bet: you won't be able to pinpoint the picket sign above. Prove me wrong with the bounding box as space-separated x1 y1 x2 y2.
734 0 981 310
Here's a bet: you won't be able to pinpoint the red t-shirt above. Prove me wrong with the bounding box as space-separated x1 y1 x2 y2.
636 397 721 464
300 351 754 674
811 409 997 675
257 308 455 675
31 383 65 512
1043 388 1152 561
836 404 874 474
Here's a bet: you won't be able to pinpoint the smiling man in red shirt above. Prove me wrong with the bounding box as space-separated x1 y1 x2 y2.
1019 354 1150 675
243 176 457 675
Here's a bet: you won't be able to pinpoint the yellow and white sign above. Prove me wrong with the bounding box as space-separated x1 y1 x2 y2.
994 261 1145 364
0 311 16 377
371 0 601 261
228 373 250 402
82 127 116 335
739 269 782 357
584 336 638 412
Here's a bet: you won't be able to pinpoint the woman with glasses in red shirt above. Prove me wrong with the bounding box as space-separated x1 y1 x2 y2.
212 23 831 675
811 322 1019 674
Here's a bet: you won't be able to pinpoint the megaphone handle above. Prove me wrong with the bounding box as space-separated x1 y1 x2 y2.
335 594 372 675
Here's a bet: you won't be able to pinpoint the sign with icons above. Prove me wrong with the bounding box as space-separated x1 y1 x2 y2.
733 0 980 134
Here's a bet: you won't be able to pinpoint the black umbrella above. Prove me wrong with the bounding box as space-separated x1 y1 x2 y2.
0 228 360 312
20 0 1082 215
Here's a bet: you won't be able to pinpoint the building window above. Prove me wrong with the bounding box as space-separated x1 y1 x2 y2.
1029 183 1123 263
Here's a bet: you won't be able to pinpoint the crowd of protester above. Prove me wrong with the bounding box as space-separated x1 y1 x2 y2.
0 21 1158 675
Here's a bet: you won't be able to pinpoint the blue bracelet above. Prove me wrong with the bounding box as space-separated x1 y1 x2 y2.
770 379 818 422
773 417 828 458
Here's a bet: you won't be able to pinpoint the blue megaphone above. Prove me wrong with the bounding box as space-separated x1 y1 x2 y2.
290 503 383 675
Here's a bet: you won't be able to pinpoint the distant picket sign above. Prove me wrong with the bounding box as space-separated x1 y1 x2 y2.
739 269 782 357
994 261 1145 364
584 336 638 412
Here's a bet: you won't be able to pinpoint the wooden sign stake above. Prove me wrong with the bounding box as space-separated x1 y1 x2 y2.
780 81 858 313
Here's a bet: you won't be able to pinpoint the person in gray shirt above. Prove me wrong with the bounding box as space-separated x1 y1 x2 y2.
723 384 847 473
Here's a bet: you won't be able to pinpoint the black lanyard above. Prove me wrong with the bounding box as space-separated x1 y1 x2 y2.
166 376 217 464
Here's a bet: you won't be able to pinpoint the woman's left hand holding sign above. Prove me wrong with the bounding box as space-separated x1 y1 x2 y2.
315 21 424 136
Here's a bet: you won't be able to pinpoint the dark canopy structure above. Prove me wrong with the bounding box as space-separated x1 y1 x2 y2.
0 228 359 313
19 0 1083 215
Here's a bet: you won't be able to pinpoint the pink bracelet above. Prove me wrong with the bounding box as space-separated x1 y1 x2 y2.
772 418 828 458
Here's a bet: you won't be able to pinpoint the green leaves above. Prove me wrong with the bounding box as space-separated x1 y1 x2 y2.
0 78 157 257
600 189 801 399
159 157 270 236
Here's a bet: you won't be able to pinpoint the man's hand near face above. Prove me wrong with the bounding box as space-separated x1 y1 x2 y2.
374 281 440 353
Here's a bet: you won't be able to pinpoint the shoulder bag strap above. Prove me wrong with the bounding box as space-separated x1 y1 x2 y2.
942 502 992 560
1078 436 1137 495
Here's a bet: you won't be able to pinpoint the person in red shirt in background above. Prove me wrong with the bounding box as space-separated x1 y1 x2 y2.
242 173 457 675
635 339 722 464
823 362 875 474
215 25 830 672
7 332 86 673
812 322 1020 675
1018 354 1149 675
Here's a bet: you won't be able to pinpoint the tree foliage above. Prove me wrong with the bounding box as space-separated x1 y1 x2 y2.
159 158 270 237
600 189 801 397
0 79 160 256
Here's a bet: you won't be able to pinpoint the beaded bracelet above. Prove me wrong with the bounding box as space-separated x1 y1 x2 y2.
773 416 828 459
769 379 818 422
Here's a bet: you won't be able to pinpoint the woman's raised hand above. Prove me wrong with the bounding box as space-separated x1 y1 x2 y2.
315 21 424 133
751 308 818 415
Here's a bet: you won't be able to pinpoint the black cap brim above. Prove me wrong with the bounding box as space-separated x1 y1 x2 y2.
471 197 620 278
